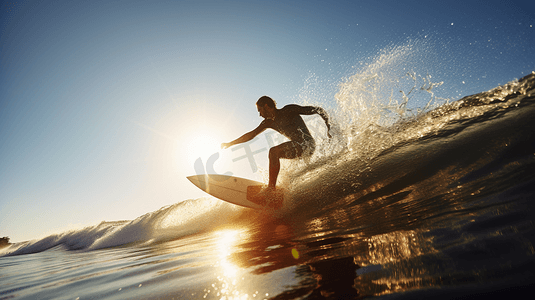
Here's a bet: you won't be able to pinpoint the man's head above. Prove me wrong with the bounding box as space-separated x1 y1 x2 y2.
256 96 276 119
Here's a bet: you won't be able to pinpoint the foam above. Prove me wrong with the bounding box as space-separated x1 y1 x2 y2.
1 198 243 256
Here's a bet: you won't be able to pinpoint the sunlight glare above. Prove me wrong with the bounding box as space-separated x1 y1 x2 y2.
182 129 221 164
217 229 240 279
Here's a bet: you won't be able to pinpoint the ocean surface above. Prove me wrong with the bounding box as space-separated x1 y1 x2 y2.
2 69 534 299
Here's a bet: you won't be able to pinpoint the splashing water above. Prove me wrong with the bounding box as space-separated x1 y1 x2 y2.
285 40 449 190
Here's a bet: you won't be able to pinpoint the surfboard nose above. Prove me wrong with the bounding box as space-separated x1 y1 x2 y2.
186 175 278 210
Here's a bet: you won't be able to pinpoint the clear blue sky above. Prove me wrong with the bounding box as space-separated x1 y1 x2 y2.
1 0 533 242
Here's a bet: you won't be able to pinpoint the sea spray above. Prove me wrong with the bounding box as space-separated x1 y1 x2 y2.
333 40 448 155
283 40 449 200
283 43 534 218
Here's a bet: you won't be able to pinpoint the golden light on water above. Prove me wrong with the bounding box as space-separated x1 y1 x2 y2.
202 229 262 300
353 229 438 297
216 230 240 279
205 229 285 299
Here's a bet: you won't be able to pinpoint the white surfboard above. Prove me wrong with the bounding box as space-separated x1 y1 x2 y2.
187 174 284 210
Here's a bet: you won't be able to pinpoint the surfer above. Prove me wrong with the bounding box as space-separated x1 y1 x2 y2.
221 96 332 194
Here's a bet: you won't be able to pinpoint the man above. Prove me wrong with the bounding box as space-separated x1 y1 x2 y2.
221 96 332 193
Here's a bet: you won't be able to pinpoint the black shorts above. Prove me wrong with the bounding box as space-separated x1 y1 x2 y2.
273 139 315 159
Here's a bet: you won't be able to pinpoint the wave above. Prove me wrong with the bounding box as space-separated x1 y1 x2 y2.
0 198 247 256
3 39 533 257
286 71 534 223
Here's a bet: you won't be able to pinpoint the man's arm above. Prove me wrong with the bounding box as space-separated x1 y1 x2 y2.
290 104 332 138
221 121 269 149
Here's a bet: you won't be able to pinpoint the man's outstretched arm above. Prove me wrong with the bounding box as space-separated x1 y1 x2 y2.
221 122 268 149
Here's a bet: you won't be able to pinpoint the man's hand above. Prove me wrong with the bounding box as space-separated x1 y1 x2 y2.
221 142 231 149
326 125 333 139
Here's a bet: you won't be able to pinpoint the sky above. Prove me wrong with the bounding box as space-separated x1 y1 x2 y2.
1 0 534 242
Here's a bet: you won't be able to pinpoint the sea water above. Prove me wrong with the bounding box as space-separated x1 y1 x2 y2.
2 46 534 299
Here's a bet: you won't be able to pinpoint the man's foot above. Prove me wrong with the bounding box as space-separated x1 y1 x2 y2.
258 186 283 209
256 186 275 198
247 185 271 205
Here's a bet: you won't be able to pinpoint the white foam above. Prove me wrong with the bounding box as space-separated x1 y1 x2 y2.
1 197 243 257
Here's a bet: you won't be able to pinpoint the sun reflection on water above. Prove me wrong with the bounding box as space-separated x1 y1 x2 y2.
201 229 269 300
217 230 241 280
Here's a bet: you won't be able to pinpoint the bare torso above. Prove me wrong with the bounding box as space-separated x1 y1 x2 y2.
260 104 315 146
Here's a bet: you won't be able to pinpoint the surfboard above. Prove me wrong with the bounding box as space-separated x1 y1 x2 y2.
186 174 284 210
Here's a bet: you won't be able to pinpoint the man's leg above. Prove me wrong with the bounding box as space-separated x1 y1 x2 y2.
268 148 281 189
268 142 302 189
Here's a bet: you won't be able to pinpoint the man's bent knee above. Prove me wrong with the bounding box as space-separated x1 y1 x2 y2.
270 142 303 160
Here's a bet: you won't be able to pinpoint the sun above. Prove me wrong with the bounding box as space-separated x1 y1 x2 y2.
183 130 221 163
179 127 236 177
172 103 238 175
